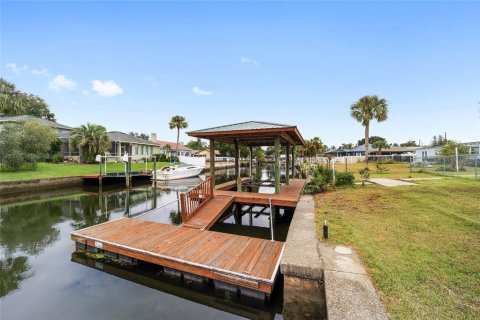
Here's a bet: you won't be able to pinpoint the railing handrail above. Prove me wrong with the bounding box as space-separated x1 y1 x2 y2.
180 176 214 222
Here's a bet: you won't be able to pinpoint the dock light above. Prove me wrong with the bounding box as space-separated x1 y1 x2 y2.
122 153 129 162
95 154 102 162
323 220 328 239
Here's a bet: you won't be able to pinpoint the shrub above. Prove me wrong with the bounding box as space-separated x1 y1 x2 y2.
335 172 355 187
358 167 371 186
52 152 64 163
303 165 354 193
0 121 57 171
153 153 170 162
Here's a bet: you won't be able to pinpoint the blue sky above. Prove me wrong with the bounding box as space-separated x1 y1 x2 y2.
2 1 479 146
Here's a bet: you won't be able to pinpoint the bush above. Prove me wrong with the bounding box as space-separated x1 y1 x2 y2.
153 153 170 162
303 165 354 193
52 152 64 163
0 121 57 171
336 172 355 187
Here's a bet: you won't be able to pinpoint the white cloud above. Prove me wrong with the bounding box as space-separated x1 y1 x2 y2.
92 80 123 97
31 67 52 77
240 56 260 66
5 63 28 74
48 74 77 91
192 86 214 96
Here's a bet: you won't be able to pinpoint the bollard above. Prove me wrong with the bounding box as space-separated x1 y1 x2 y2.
323 220 328 239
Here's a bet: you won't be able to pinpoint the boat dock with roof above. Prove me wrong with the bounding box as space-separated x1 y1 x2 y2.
72 121 306 300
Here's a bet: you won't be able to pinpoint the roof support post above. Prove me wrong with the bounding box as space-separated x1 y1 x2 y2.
249 145 253 179
274 136 280 194
210 139 215 186
291 145 295 178
286 143 290 185
235 139 241 191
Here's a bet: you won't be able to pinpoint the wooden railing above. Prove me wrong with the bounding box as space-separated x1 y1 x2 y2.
180 176 214 222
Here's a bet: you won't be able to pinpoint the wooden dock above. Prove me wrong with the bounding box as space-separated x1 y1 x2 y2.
182 195 235 229
72 177 305 298
71 218 284 294
215 179 306 207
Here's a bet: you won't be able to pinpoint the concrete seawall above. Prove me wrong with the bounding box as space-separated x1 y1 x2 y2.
0 176 83 195
280 194 389 320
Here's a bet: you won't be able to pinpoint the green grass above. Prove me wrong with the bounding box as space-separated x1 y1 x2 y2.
315 178 480 319
0 162 170 182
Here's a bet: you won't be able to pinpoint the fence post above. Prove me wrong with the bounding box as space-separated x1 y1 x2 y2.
455 147 459 172
443 156 446 173
475 155 478 180
345 157 347 172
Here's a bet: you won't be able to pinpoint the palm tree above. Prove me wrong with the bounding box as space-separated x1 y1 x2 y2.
350 95 388 167
71 123 110 163
0 79 26 116
169 115 188 159
372 140 390 155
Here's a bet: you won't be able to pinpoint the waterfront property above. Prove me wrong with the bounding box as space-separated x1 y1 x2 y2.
71 120 306 300
0 114 75 156
150 133 193 157
107 131 160 161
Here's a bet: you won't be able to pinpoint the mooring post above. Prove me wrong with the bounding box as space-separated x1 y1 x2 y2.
153 157 157 186
126 155 131 188
274 136 280 194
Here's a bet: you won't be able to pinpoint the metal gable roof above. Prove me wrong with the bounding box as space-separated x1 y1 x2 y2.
187 121 295 134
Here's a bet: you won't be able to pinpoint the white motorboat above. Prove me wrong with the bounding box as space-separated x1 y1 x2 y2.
153 164 204 181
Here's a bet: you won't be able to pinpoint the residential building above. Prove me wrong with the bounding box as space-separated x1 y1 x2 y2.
0 115 74 156
107 131 160 161
150 133 193 157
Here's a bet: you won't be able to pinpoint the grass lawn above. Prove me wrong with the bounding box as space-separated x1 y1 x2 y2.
315 177 480 319
0 162 170 182
336 161 435 180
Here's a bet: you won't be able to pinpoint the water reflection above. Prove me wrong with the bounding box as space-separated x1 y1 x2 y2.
0 165 287 319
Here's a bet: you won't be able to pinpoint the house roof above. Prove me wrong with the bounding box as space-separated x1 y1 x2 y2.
325 148 348 154
187 120 305 146
348 144 377 153
108 131 158 146
153 139 193 151
0 115 72 130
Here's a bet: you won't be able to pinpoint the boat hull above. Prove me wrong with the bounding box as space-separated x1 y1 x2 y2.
154 167 204 181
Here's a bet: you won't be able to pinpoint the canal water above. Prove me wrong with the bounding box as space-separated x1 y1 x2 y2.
0 166 291 320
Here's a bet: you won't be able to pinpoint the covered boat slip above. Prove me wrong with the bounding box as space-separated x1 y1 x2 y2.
71 218 284 294
72 121 306 298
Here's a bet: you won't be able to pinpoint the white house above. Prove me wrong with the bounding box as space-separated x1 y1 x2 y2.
414 146 440 161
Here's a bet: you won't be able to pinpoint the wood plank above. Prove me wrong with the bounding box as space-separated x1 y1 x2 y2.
71 218 284 294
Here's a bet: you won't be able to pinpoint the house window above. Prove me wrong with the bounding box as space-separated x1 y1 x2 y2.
471 146 479 155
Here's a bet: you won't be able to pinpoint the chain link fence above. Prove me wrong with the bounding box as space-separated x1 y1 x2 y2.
412 154 479 179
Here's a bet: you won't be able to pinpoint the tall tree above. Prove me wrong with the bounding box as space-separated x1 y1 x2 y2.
169 115 188 159
70 123 110 163
0 78 55 121
350 95 388 167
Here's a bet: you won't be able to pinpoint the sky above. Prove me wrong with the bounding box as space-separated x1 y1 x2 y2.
1 1 479 147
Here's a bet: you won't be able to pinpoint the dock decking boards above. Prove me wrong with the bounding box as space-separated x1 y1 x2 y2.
182 195 235 229
215 179 306 207
72 218 284 294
